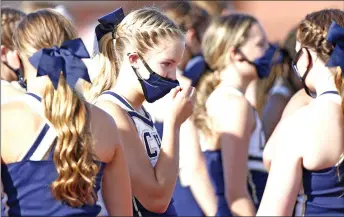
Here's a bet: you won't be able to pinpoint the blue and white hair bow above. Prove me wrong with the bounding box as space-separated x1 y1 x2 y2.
29 38 91 89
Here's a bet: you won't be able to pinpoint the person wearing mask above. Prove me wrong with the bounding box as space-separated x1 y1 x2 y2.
193 13 277 215
84 7 195 216
258 9 344 216
1 7 26 104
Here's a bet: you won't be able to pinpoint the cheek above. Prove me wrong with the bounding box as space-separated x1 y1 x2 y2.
296 56 308 76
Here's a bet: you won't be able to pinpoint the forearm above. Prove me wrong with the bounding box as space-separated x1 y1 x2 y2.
154 119 180 196
228 194 256 216
189 164 217 216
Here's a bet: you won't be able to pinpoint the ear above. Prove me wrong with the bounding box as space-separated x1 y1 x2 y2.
1 45 9 62
186 29 197 44
229 47 244 62
128 52 140 69
8 50 22 69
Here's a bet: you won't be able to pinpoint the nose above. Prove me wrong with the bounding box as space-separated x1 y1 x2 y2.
167 69 177 80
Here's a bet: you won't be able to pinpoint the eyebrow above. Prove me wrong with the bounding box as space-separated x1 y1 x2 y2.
162 59 176 63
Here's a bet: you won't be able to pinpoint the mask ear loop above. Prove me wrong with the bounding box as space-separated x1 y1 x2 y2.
127 52 159 88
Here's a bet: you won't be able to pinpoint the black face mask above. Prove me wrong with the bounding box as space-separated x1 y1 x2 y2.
291 47 316 98
2 59 27 89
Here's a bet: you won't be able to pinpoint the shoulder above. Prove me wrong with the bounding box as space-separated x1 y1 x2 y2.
207 90 254 133
87 102 122 163
281 89 312 119
1 82 25 104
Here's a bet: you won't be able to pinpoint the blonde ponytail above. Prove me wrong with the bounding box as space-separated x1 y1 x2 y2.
84 33 118 102
192 70 221 136
13 9 99 207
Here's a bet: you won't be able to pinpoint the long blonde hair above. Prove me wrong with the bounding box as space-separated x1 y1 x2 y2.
13 9 99 207
193 14 257 136
83 7 185 102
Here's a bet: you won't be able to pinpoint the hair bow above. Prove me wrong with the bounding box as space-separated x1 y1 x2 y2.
29 38 91 89
95 8 125 41
326 21 344 71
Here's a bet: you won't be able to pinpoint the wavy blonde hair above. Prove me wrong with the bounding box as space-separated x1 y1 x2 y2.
13 9 99 207
83 7 185 102
193 14 257 136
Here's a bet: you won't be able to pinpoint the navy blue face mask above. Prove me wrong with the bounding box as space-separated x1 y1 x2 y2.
129 53 180 103
237 43 278 79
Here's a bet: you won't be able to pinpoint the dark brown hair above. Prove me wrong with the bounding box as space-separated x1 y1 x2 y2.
297 9 344 114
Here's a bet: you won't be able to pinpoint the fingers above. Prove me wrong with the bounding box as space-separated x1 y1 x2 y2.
189 87 196 102
180 85 193 99
170 86 182 99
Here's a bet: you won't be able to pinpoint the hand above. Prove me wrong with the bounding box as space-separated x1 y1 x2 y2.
166 85 196 127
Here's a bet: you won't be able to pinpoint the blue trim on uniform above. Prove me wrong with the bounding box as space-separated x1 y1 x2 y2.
128 111 154 128
22 124 50 161
141 106 152 120
249 156 263 161
26 92 42 102
102 91 134 111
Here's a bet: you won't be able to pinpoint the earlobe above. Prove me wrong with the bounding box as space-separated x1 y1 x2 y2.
10 50 22 69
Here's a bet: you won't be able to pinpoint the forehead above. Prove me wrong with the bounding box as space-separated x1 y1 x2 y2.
247 22 265 41
145 37 185 60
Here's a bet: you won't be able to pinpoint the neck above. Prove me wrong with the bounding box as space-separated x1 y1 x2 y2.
26 77 49 96
219 66 252 93
314 76 338 96
112 69 145 111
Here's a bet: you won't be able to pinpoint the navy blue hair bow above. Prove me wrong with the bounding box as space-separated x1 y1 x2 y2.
95 8 125 41
29 38 91 89
326 21 344 71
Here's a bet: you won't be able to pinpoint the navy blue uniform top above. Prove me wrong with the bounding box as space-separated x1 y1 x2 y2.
294 162 344 216
1 93 106 216
203 150 232 217
98 91 177 217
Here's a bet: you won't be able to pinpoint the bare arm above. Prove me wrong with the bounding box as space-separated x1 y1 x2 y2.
212 96 256 216
264 89 312 171
257 118 302 216
102 142 133 216
96 86 194 213
180 118 217 216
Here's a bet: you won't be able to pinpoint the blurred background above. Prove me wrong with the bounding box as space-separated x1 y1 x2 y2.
2 1 343 54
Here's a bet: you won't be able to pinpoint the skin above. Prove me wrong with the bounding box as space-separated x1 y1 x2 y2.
1 53 132 216
263 88 313 171
1 45 20 82
201 22 269 216
257 41 344 216
95 37 196 213
179 118 218 216
1 46 26 104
